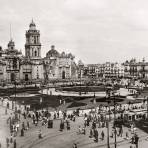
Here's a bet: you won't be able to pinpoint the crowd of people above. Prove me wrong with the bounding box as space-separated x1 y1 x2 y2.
0 80 147 148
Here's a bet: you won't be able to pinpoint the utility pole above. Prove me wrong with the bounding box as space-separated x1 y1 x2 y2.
147 96 148 120
114 93 117 148
107 100 110 148
106 89 110 148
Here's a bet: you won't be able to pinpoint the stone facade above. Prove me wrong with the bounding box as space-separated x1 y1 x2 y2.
0 40 22 83
78 62 125 79
123 58 148 79
0 20 77 84
44 45 77 80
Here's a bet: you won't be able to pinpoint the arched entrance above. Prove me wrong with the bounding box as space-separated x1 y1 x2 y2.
62 71 65 79
25 74 29 81
11 73 15 82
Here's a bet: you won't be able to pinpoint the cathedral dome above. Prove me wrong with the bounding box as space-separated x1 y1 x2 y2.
46 45 59 58
8 39 15 50
78 60 84 66
29 19 36 30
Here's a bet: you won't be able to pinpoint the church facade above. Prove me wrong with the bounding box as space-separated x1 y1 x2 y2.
44 45 77 80
0 20 78 84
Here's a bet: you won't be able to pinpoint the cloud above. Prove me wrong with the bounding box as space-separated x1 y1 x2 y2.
0 0 148 63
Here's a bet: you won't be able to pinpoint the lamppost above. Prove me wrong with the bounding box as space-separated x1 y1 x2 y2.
112 90 117 148
106 89 111 148
147 97 148 120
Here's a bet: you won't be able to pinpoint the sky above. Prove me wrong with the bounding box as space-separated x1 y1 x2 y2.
0 0 148 64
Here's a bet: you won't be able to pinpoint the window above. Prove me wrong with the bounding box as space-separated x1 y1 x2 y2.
34 37 36 44
13 58 17 69
35 51 37 57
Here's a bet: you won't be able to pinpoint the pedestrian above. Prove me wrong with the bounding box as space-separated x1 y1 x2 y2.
23 112 26 119
27 121 29 130
87 118 90 126
60 121 63 131
60 120 64 131
131 136 134 144
21 128 24 137
22 122 25 130
82 127 86 135
67 121 70 130
5 108 7 115
13 139 16 148
35 120 38 126
110 130 114 138
54 113 56 119
6 137 9 148
10 134 13 143
78 126 81 134
92 121 96 129
7 102 9 109
16 122 19 132
94 129 98 142
126 131 129 140
73 115 76 122
57 112 59 118
73 143 77 148
47 119 51 128
38 129 42 139
119 127 123 137
89 128 93 138
134 134 139 148
101 131 105 140
51 120 53 128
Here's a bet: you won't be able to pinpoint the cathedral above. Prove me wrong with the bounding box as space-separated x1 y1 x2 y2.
0 20 78 84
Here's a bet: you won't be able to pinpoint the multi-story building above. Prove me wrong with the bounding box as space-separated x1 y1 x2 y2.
0 40 22 82
81 64 100 78
99 62 124 78
123 58 148 79
78 62 125 79
43 45 77 80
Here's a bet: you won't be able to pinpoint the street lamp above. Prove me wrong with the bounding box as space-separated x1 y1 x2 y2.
106 88 111 148
142 94 148 121
112 91 117 148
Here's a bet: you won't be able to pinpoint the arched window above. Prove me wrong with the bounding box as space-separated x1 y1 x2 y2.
35 50 37 57
62 71 65 79
25 74 29 81
38 48 40 56
34 37 36 44
11 73 15 82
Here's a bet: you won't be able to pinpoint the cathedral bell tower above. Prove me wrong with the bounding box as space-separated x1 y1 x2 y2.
25 19 41 59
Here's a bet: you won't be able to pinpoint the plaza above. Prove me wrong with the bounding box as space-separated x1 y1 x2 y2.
0 80 148 148
1 1 148 148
